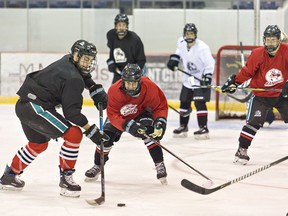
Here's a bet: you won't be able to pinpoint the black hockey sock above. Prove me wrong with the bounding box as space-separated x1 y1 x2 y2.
239 124 260 149
180 115 189 126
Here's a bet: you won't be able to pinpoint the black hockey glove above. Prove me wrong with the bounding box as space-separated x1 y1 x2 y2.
107 59 121 75
200 73 212 86
149 117 167 141
167 54 180 71
282 81 288 98
123 120 147 138
84 124 110 145
89 84 108 110
221 74 239 94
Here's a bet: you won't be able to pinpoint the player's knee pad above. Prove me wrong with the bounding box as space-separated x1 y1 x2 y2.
180 101 191 110
62 126 83 144
28 141 48 154
194 101 207 110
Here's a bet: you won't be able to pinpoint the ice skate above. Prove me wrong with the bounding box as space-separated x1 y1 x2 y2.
84 164 101 182
233 147 250 165
59 167 81 198
194 126 209 140
155 162 167 185
173 125 188 138
0 165 25 191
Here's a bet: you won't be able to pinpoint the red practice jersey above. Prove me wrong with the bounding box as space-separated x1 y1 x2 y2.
107 76 168 131
235 43 288 97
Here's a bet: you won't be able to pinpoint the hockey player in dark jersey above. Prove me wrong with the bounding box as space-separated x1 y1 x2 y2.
0 40 109 197
221 25 288 165
106 13 146 84
85 63 169 185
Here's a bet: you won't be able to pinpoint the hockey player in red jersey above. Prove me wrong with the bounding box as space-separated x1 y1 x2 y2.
0 40 109 197
85 63 169 184
221 25 288 165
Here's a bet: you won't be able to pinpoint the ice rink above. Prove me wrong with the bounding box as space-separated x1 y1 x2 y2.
0 104 287 216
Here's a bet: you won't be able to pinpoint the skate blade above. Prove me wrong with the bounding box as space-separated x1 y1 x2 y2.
194 134 209 140
0 184 23 191
60 188 80 198
233 157 249 165
84 176 99 182
159 177 168 185
173 132 188 138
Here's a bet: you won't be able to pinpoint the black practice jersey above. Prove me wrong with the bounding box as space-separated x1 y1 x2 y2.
107 29 146 71
17 54 89 127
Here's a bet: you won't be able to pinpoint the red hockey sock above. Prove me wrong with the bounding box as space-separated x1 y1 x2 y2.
59 126 82 170
10 141 48 174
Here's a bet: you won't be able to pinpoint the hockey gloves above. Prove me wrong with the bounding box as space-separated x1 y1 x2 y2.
149 117 167 141
221 74 239 94
123 120 146 138
107 59 121 75
167 54 180 71
89 84 108 110
200 73 212 86
282 81 288 98
84 124 110 145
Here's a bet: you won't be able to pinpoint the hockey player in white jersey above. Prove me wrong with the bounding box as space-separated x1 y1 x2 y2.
167 23 215 139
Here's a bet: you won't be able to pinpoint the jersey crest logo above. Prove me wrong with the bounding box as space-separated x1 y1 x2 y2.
264 68 283 86
120 104 137 116
186 62 198 74
113 48 127 63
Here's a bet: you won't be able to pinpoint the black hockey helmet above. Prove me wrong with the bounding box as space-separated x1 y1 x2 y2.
71 39 97 75
114 13 129 37
122 63 142 97
114 13 129 26
183 23 198 43
263 25 281 53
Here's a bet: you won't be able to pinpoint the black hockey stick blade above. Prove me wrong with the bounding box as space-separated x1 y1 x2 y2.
86 196 105 206
181 179 229 195
181 155 288 195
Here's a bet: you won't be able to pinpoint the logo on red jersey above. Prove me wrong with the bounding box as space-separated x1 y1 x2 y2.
120 104 137 116
265 68 283 86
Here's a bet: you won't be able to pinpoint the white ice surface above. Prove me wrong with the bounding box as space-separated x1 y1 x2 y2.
0 104 287 216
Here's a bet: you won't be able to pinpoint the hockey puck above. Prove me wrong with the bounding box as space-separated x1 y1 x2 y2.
117 203 126 207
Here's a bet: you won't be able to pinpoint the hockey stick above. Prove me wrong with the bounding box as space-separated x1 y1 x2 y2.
86 103 105 205
192 85 282 93
168 104 191 117
181 155 288 195
177 68 252 103
143 134 213 186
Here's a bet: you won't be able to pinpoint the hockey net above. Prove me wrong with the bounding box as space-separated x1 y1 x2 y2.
215 45 258 120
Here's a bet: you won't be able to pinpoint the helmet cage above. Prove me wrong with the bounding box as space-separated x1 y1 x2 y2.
71 40 97 75
114 14 129 37
263 25 281 54
121 64 142 97
183 23 198 43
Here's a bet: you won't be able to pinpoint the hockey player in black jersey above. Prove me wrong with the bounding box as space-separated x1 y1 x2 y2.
0 40 109 198
106 13 146 84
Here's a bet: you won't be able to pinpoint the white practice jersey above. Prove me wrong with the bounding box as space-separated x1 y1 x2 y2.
175 37 215 89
